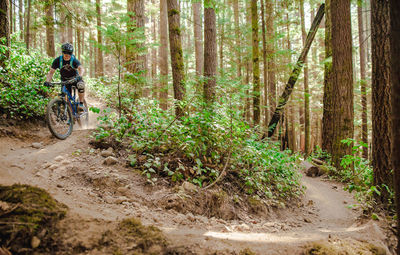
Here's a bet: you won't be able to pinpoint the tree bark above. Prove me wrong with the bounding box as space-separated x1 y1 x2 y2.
265 0 275 123
24 0 30 50
67 15 73 43
300 0 310 156
358 0 368 159
330 0 354 169
267 4 324 137
159 0 169 110
245 0 252 123
0 0 10 67
219 0 226 73
45 3 55 58
151 0 157 99
204 0 217 105
261 0 268 127
167 0 185 117
193 1 203 76
18 0 22 40
371 0 392 204
251 0 260 126
9 0 12 34
233 0 241 78
389 0 400 251
96 0 104 77
60 11 67 43
322 0 333 154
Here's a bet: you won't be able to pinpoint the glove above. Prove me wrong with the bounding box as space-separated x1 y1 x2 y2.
44 81 51 87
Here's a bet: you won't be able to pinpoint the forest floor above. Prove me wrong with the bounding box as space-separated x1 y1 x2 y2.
0 97 397 255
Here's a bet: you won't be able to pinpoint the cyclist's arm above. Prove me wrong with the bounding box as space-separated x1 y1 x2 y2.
77 65 85 77
46 68 56 82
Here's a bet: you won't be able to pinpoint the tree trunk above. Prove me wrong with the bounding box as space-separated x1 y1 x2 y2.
127 0 146 97
265 0 275 123
371 0 392 204
233 0 241 78
167 0 185 117
77 28 81 60
389 0 400 251
193 2 203 76
330 0 354 169
251 0 260 126
45 3 55 58
96 0 104 77
19 0 22 40
204 0 217 105
267 4 324 137
9 0 12 34
24 0 30 50
322 0 334 154
300 0 310 156
89 30 95 78
67 15 73 43
0 0 10 67
245 0 252 123
159 0 169 110
151 0 157 99
219 0 226 73
60 11 67 43
358 0 368 159
261 0 268 127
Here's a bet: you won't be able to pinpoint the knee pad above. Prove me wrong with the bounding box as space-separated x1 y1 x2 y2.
77 81 85 93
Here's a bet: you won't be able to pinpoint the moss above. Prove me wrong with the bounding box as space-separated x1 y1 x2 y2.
239 248 257 255
0 184 67 253
118 218 167 251
304 239 387 255
168 9 179 17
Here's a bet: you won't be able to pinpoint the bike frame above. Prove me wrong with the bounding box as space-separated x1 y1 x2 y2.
61 85 80 118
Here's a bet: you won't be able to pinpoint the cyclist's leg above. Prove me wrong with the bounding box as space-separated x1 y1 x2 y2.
77 80 86 105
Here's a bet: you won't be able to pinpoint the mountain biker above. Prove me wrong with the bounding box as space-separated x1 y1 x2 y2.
44 43 86 107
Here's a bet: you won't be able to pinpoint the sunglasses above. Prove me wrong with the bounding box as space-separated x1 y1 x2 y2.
62 51 72 55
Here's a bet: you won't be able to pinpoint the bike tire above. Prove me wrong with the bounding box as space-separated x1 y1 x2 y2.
46 98 73 140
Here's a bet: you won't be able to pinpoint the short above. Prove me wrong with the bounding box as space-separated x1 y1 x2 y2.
65 80 85 95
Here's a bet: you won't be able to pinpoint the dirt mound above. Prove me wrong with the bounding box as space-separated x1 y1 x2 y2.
0 184 67 254
304 238 387 255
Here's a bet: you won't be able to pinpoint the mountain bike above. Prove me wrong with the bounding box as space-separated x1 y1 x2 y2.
46 78 89 139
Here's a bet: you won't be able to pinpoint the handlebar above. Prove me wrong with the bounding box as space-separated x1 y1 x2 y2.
50 78 78 86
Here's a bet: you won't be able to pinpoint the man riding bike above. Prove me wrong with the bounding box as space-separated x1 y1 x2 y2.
44 43 86 107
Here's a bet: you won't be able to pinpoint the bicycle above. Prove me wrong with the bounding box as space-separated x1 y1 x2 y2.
45 77 89 139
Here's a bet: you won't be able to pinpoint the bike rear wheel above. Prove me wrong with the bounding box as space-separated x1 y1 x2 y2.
46 98 73 139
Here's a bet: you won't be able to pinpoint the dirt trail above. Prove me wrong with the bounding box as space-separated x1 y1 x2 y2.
0 98 395 254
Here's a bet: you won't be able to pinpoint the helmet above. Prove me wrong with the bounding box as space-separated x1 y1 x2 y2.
61 43 74 54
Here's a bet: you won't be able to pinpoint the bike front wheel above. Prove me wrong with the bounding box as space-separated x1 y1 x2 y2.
46 98 73 139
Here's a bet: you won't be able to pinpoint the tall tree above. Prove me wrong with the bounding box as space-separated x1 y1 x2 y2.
251 0 260 126
193 1 203 76
265 0 276 123
233 0 241 78
151 0 157 98
204 0 217 105
330 0 354 168
371 0 392 204
45 3 55 57
219 0 226 73
25 0 31 50
300 0 310 156
67 15 73 43
96 0 104 77
357 0 368 159
9 0 12 34
167 0 185 117
0 0 10 67
159 0 169 110
322 0 334 154
261 0 268 126
18 0 22 40
389 0 400 251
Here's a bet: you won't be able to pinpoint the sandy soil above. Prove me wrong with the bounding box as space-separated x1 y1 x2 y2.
0 97 396 255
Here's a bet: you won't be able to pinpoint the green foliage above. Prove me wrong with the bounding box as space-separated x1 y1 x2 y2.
0 36 53 119
312 139 394 211
91 90 302 200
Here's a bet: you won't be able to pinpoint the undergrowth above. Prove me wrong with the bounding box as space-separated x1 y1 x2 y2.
88 78 302 203
0 36 54 120
310 140 394 213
